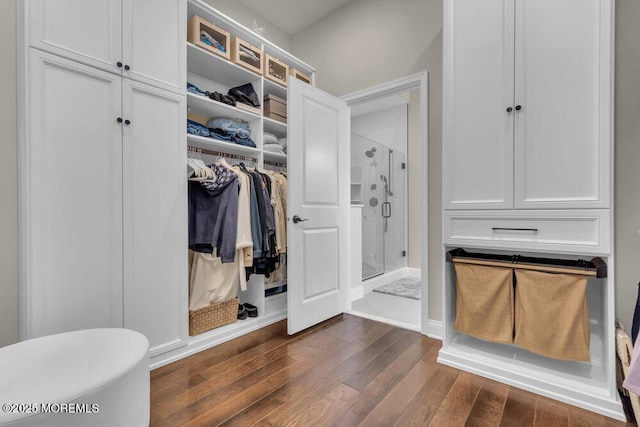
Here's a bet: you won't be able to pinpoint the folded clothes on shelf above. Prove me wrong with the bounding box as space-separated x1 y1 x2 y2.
263 143 285 155
200 30 226 53
209 91 236 106
207 117 252 140
187 82 208 97
263 132 279 145
228 83 261 108
187 119 210 137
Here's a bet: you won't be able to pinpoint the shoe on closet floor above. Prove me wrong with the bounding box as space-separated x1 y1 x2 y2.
243 303 258 318
237 304 248 320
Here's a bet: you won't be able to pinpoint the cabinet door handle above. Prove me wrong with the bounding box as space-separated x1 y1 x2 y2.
506 107 513 113
515 105 522 111
116 62 123 68
124 64 131 71
116 117 123 123
492 227 538 232
124 119 131 125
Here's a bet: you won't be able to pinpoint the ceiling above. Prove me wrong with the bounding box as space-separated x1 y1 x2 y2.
238 0 356 35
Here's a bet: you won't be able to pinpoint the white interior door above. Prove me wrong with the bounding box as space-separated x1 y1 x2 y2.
287 79 350 335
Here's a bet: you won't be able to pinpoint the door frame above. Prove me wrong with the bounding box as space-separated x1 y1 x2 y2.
341 72 430 336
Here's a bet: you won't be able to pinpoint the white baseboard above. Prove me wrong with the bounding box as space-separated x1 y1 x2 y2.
351 286 364 301
426 319 443 340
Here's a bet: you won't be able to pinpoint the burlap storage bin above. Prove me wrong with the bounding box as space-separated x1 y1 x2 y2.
454 263 514 344
514 269 590 361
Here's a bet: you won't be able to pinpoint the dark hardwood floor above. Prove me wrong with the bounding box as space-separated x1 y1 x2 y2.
150 314 630 426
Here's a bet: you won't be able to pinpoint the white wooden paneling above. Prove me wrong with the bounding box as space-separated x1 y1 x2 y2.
27 50 123 337
444 210 610 255
288 79 350 335
514 0 611 208
444 0 515 209
123 0 186 93
122 80 188 356
28 0 122 75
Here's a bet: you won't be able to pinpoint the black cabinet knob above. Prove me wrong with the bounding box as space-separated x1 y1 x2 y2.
116 117 123 123
506 107 513 113
515 105 522 111
124 119 131 125
116 62 123 68
124 65 131 71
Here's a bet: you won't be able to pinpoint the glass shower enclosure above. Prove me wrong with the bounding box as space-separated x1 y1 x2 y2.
351 133 406 280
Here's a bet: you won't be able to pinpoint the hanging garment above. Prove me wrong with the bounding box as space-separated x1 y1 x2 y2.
514 269 590 362
453 263 514 344
188 164 239 262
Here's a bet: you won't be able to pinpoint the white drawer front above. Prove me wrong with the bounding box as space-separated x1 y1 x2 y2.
444 210 610 255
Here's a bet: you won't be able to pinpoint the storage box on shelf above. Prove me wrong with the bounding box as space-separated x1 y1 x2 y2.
264 54 289 87
264 93 287 124
290 68 312 84
232 37 263 75
187 15 230 60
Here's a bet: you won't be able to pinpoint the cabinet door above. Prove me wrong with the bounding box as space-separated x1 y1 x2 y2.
28 0 122 75
27 50 123 338
122 0 186 94
444 0 515 210
514 0 612 209
122 79 188 357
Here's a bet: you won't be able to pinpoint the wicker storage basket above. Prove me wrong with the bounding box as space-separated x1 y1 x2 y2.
189 297 239 336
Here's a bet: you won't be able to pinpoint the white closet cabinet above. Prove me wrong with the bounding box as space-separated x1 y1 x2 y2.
442 0 619 419
27 50 124 337
444 0 612 210
122 80 188 357
22 6 188 358
27 0 185 94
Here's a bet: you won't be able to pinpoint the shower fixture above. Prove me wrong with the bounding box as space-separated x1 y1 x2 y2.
365 147 377 157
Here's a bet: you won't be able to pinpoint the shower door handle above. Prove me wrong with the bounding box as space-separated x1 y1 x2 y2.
382 202 391 219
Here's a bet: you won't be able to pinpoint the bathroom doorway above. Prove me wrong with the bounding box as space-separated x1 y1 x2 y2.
343 73 428 332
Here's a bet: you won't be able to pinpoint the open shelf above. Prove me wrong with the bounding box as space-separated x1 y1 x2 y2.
187 93 260 123
187 42 260 87
263 151 287 162
263 117 287 137
264 78 288 100
187 134 260 158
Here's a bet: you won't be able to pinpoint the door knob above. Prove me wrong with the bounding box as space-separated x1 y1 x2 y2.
292 215 308 224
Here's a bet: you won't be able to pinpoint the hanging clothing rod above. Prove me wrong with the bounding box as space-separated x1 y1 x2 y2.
263 159 287 168
187 146 258 163
446 248 607 278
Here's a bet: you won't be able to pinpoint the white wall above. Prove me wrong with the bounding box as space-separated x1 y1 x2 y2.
291 0 443 320
0 0 19 347
204 0 292 51
614 0 640 330
407 89 422 269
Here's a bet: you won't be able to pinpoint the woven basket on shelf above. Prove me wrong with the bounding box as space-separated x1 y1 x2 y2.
189 297 239 336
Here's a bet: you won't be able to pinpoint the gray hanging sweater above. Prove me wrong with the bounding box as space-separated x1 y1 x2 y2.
188 164 239 263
